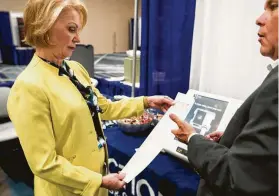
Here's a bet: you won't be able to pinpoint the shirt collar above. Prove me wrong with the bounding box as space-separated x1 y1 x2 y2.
267 59 278 71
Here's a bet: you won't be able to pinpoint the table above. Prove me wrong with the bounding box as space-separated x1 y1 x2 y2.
105 126 200 196
0 122 199 195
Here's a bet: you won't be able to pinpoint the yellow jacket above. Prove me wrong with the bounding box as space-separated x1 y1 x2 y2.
7 54 145 196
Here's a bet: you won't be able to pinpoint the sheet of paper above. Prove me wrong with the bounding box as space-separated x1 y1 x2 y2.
121 93 191 183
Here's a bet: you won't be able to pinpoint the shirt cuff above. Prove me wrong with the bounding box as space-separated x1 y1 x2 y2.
188 133 199 143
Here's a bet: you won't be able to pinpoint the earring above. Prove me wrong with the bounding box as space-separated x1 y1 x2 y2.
45 34 52 45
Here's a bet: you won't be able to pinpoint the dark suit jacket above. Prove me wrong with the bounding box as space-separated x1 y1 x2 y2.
187 66 278 196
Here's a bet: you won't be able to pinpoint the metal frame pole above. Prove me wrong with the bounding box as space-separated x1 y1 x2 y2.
131 0 139 97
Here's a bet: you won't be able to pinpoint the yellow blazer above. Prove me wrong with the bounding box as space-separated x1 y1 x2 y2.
7 54 145 196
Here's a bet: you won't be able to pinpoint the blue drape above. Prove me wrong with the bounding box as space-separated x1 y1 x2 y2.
0 11 13 46
0 11 34 65
0 11 15 64
16 48 35 65
0 46 17 64
140 0 196 98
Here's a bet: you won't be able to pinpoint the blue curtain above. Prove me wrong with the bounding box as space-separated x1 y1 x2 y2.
0 11 13 46
16 48 35 65
140 0 196 98
0 11 17 64
0 45 17 64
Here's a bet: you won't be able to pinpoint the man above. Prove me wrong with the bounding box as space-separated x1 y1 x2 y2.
170 0 278 195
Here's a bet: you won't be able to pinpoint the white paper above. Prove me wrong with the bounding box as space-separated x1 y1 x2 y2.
121 93 191 183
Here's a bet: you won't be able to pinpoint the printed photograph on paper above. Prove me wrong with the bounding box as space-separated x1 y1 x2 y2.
184 94 229 136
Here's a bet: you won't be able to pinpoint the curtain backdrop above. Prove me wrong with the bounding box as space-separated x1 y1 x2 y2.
0 11 15 64
190 0 272 100
0 11 13 46
140 0 196 98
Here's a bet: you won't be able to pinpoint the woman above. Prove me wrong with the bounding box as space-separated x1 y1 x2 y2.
7 0 173 195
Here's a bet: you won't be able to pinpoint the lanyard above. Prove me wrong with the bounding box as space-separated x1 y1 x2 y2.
39 57 106 148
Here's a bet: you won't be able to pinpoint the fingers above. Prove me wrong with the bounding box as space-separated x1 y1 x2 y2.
212 136 219 142
103 173 126 190
171 128 181 136
117 180 126 189
148 95 174 112
205 134 214 141
116 173 126 189
163 96 175 106
171 128 188 143
206 131 223 138
207 131 220 137
118 172 126 180
169 113 196 142
161 104 169 113
169 113 185 129
160 96 174 112
205 131 223 142
169 113 193 131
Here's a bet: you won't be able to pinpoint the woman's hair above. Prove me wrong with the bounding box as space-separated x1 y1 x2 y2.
23 0 87 47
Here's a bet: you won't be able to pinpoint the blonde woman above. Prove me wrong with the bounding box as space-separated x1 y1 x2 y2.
7 0 174 195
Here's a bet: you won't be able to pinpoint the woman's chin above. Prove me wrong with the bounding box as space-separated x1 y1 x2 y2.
64 51 73 58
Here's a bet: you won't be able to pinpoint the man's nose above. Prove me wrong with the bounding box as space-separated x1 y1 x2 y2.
256 12 267 26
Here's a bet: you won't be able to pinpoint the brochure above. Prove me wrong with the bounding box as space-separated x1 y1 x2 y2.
163 89 243 162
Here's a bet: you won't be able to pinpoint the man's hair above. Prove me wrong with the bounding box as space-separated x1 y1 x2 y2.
23 0 87 47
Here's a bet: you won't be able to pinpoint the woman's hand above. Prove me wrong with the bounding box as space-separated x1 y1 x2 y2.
169 113 196 143
101 173 126 190
205 131 223 142
146 96 174 112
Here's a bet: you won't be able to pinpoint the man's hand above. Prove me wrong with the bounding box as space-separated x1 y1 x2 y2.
101 173 126 191
169 113 196 143
205 131 223 142
146 96 174 112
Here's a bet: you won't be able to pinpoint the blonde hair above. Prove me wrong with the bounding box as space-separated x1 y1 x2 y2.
23 0 87 47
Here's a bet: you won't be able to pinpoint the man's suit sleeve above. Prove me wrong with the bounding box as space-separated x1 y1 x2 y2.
187 87 278 195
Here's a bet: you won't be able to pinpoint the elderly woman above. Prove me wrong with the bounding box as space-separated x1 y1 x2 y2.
7 0 173 195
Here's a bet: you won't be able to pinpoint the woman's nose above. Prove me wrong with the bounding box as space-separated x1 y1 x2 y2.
73 33 80 43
